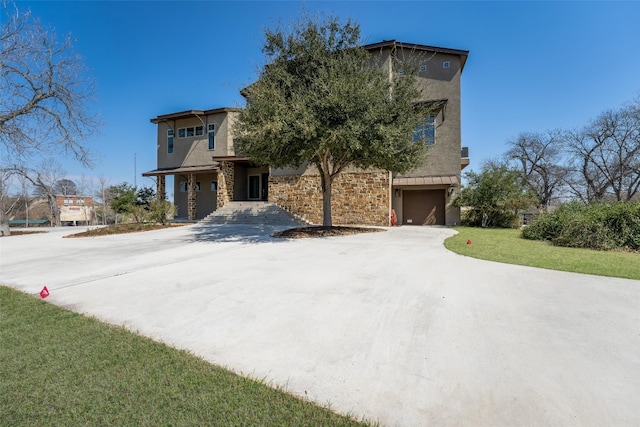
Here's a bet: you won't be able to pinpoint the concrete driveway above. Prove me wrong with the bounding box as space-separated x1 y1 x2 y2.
1 224 639 426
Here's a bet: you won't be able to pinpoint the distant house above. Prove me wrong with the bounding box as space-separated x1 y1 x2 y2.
56 195 94 225
144 40 469 226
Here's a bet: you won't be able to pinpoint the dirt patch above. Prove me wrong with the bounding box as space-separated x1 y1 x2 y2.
2 230 48 237
272 226 385 239
64 223 186 238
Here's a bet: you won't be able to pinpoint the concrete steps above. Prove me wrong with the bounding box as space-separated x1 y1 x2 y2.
201 202 308 226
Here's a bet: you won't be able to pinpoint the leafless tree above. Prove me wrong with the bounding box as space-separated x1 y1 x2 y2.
18 173 32 226
4 159 66 227
0 171 18 234
0 1 100 234
565 99 640 202
506 130 568 210
96 175 111 225
53 178 77 196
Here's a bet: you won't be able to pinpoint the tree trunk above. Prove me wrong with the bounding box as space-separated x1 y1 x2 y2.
47 194 61 226
320 170 333 227
0 209 10 236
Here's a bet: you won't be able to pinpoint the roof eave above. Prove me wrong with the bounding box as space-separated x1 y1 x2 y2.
362 39 469 71
150 107 242 124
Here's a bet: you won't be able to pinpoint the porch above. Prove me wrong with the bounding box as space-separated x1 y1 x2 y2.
142 159 269 221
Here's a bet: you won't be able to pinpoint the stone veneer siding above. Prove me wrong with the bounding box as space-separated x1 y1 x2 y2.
157 175 166 200
187 173 196 220
216 161 235 208
269 171 390 226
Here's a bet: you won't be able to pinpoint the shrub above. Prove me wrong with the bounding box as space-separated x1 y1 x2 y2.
461 208 519 229
522 201 640 251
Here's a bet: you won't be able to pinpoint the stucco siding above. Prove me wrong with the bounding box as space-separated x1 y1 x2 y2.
156 111 237 170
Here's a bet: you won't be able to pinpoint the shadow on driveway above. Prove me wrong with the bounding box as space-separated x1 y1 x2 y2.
187 223 292 244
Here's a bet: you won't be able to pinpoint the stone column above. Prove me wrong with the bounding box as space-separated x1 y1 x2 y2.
157 175 166 200
216 161 235 209
187 173 196 220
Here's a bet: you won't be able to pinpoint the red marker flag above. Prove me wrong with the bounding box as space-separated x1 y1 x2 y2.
40 286 49 299
466 240 472 245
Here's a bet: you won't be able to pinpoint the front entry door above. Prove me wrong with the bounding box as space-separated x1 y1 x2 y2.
248 175 261 200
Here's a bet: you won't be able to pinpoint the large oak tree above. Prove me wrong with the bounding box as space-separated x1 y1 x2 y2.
234 16 435 226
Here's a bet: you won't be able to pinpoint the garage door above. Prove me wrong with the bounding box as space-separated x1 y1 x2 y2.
402 190 446 225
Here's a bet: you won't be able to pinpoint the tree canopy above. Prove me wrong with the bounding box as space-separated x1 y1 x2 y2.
234 15 435 225
506 130 567 210
454 161 535 228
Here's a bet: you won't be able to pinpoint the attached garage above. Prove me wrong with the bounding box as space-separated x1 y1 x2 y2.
402 189 446 225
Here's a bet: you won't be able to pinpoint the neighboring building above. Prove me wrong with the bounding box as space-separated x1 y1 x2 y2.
144 40 469 225
56 195 94 225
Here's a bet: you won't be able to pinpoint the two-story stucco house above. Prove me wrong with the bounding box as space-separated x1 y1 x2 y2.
143 40 469 225
143 107 269 220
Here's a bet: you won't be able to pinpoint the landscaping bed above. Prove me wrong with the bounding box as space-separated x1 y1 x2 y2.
273 226 384 238
64 223 185 238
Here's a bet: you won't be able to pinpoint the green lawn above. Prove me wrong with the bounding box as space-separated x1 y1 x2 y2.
0 286 371 426
444 227 640 280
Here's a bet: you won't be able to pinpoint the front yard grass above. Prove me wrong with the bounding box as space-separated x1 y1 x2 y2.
0 286 371 426
444 227 640 280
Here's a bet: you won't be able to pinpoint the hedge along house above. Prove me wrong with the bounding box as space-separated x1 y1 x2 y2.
144 40 469 225
143 107 269 220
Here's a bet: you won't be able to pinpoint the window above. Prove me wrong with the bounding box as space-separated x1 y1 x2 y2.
419 64 427 72
77 199 85 206
413 116 435 145
180 181 200 192
210 181 218 191
397 68 404 75
443 61 450 69
208 124 215 150
167 129 174 154
64 198 73 205
177 126 202 138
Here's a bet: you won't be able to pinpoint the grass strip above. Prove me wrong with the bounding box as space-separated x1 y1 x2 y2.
444 227 640 280
0 286 371 426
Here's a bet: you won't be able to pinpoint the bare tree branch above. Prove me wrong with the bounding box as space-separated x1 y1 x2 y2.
1 1 100 166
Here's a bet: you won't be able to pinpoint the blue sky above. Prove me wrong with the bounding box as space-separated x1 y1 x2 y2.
9 0 640 192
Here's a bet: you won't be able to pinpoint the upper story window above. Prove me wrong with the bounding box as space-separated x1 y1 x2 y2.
76 199 85 206
443 61 450 69
167 129 174 154
64 198 73 205
208 124 215 150
413 116 435 145
177 126 203 139
419 64 427 72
